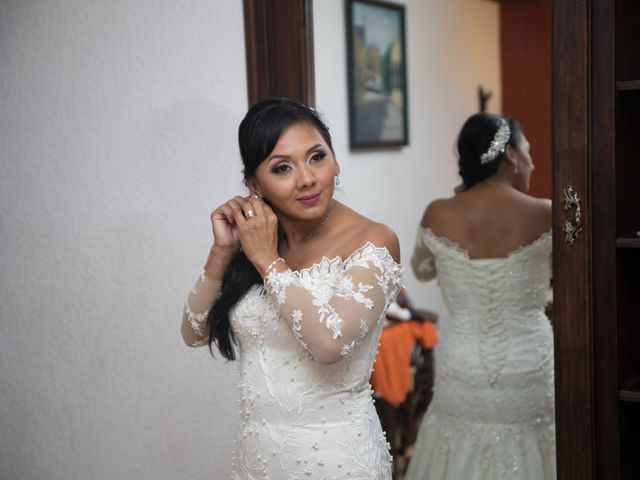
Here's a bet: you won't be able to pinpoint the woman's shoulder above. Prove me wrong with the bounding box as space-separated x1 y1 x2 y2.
516 193 552 231
527 195 552 213
335 205 400 262
360 222 400 262
420 197 455 229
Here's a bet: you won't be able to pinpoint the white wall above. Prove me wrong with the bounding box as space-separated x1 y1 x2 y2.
314 0 501 320
0 1 245 479
0 1 500 478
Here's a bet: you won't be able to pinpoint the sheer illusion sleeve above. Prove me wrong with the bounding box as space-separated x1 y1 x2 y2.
411 227 437 281
181 271 221 347
264 245 402 365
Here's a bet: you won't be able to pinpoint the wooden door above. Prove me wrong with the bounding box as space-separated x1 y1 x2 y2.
552 2 596 476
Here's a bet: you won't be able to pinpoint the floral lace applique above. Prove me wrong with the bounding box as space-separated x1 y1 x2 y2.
183 301 208 337
264 242 403 362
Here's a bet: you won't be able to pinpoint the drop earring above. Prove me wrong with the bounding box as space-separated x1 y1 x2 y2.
335 175 341 186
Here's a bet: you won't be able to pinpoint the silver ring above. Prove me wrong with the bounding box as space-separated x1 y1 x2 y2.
244 210 256 220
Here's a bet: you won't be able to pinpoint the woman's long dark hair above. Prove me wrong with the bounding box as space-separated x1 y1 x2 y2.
457 112 523 189
207 97 333 360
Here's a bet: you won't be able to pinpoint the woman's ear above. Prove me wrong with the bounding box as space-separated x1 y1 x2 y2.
247 177 262 198
504 145 520 174
504 145 518 167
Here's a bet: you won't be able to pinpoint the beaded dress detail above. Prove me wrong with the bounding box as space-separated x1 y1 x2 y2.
184 242 403 479
405 227 556 480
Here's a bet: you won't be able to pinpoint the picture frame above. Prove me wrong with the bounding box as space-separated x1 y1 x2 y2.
346 0 409 149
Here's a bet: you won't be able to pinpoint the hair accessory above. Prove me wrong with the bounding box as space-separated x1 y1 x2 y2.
480 119 511 164
265 257 285 276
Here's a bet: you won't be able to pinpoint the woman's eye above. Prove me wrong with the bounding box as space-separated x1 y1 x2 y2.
272 164 291 174
310 152 326 162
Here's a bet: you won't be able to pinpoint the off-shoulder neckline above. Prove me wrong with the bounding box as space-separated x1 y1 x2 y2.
420 226 551 262
291 241 400 275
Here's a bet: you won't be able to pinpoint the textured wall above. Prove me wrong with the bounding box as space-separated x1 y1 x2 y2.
314 0 501 320
0 1 246 478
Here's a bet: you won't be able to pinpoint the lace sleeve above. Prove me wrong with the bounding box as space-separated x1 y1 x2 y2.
264 247 402 365
411 227 437 281
180 271 221 347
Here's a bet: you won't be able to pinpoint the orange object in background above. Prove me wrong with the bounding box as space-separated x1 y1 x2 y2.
370 320 438 406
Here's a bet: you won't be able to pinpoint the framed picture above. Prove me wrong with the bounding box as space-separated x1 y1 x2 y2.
346 0 409 149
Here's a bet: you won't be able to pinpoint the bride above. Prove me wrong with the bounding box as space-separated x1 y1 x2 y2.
406 112 555 479
180 97 403 479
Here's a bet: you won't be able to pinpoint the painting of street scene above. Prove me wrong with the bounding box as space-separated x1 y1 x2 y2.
347 0 408 149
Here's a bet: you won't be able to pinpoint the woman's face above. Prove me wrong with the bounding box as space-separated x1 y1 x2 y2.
249 122 339 222
512 133 534 192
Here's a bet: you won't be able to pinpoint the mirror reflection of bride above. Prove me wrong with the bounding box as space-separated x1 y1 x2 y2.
405 112 554 480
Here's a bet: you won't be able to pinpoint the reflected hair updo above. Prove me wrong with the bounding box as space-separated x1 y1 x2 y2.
207 97 333 360
457 112 523 189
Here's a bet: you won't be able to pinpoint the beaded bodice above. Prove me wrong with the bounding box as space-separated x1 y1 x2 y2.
418 227 554 412
228 243 403 479
405 227 556 480
422 228 552 324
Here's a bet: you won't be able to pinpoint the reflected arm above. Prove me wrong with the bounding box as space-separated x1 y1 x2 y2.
411 227 437 281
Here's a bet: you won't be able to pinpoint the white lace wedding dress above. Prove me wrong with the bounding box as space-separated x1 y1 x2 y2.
405 227 556 480
182 243 403 479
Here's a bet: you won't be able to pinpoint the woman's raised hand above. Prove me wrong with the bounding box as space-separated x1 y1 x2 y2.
210 201 242 255
222 195 280 276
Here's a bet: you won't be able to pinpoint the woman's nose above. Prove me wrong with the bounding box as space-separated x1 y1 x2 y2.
297 165 316 189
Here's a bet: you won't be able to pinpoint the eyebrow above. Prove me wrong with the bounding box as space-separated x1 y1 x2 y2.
267 144 324 163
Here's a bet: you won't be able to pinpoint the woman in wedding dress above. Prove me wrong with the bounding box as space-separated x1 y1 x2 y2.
405 112 555 479
181 98 403 479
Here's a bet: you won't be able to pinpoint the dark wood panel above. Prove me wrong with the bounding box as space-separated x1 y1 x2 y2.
616 91 640 237
552 0 596 477
243 0 315 107
591 0 620 477
617 80 640 91
617 250 640 395
617 238 640 248
620 403 640 478
620 376 640 402
616 0 640 81
620 391 640 403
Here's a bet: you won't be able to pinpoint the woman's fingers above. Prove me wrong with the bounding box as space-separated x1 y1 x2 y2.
217 195 279 235
246 195 264 218
226 196 252 224
212 203 236 225
249 195 278 222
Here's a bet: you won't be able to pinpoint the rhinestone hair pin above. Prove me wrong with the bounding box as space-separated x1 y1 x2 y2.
480 119 511 164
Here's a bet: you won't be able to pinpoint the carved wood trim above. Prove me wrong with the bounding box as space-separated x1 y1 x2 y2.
243 0 315 107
